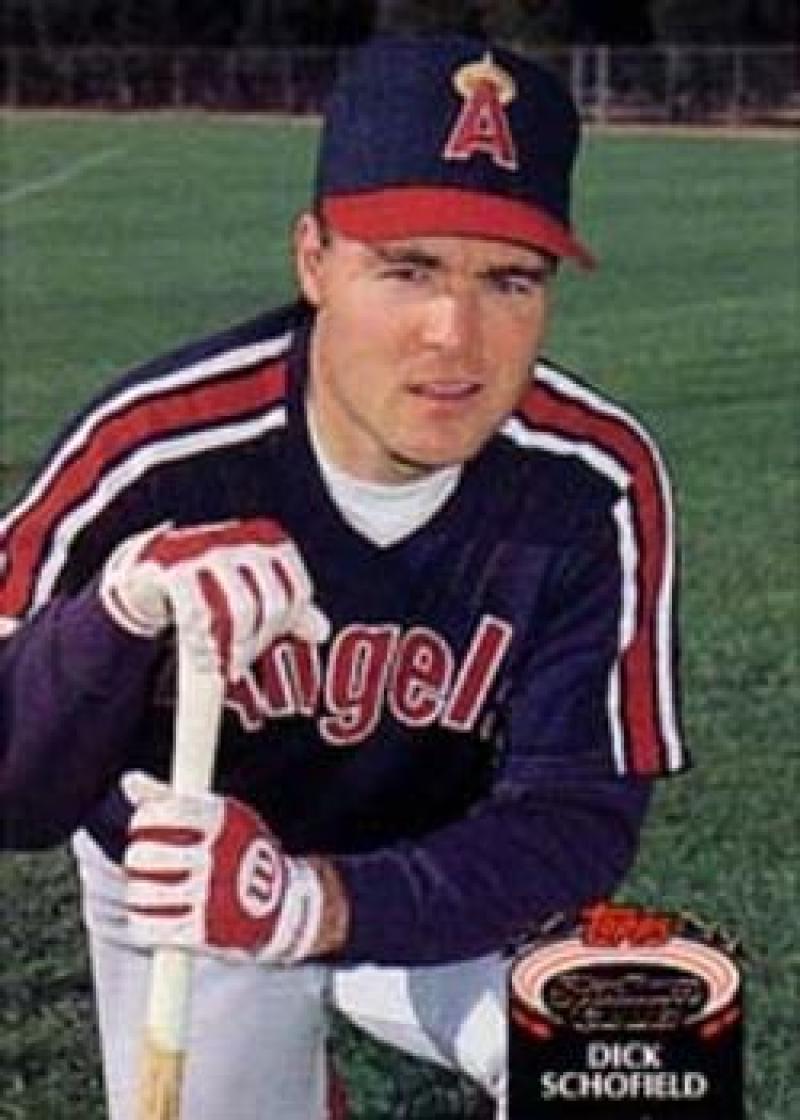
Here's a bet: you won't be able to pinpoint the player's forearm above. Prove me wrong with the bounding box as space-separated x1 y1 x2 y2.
0 579 160 848
329 775 652 965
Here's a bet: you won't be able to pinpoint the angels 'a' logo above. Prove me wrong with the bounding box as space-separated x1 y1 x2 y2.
444 53 519 171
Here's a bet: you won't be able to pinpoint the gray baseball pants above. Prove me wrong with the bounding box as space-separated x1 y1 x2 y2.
74 831 508 1119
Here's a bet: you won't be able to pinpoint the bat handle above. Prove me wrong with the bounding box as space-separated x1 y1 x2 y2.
145 948 193 1053
137 647 225 1119
171 646 225 795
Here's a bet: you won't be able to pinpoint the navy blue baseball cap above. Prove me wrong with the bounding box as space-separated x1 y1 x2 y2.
315 35 596 268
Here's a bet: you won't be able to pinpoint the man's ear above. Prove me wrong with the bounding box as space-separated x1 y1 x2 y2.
293 212 327 307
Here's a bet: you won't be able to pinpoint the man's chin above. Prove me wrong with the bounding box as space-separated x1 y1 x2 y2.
387 442 479 480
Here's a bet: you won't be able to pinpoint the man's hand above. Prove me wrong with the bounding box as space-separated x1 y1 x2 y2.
122 772 338 964
100 519 329 681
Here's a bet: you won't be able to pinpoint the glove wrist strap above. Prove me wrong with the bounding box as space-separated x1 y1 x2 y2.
257 858 324 964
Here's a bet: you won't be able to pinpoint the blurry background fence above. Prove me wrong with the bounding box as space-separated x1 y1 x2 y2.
2 44 799 125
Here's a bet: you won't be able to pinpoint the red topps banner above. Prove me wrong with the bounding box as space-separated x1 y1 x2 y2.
508 903 743 1119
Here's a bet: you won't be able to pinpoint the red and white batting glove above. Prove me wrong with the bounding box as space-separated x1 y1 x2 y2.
100 519 329 681
122 772 323 964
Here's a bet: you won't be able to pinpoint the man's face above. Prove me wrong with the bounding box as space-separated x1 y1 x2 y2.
295 213 554 483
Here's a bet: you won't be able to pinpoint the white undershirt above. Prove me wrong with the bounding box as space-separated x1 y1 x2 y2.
307 405 462 547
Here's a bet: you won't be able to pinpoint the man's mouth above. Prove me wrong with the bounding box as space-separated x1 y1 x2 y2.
408 381 481 401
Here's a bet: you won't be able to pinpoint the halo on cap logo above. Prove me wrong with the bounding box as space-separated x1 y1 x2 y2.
443 53 519 172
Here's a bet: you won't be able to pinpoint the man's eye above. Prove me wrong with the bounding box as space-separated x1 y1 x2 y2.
382 265 430 284
491 272 547 296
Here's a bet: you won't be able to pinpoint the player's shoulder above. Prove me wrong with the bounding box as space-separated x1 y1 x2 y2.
503 356 674 502
10 299 307 514
84 299 304 422
0 302 309 625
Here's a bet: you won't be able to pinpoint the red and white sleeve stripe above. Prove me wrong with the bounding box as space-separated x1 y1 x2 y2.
0 337 291 629
505 362 684 776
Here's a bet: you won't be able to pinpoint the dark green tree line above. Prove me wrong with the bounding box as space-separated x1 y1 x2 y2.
3 0 797 47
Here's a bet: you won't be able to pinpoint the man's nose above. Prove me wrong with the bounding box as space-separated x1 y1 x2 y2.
420 292 480 356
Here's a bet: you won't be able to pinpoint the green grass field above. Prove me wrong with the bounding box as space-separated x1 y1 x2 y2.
1 114 798 1119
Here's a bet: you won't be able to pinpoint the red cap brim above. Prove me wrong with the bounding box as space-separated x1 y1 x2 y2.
322 187 596 269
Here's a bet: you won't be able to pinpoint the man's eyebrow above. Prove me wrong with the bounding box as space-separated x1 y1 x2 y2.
480 260 557 282
367 244 556 279
369 245 444 269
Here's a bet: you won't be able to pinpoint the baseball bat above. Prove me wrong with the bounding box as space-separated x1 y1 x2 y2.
136 644 225 1120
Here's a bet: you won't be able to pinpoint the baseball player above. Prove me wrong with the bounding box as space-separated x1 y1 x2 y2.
0 35 687 1120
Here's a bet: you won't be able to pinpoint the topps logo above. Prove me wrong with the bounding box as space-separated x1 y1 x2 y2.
581 902 678 948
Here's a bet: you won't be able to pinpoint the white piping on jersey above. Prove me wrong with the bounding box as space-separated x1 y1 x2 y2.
501 416 636 773
503 420 631 491
31 406 288 613
0 333 292 543
536 364 681 772
501 366 682 773
609 495 639 773
612 497 639 653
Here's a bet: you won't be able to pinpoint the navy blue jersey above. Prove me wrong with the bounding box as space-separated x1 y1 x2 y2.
0 302 686 962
